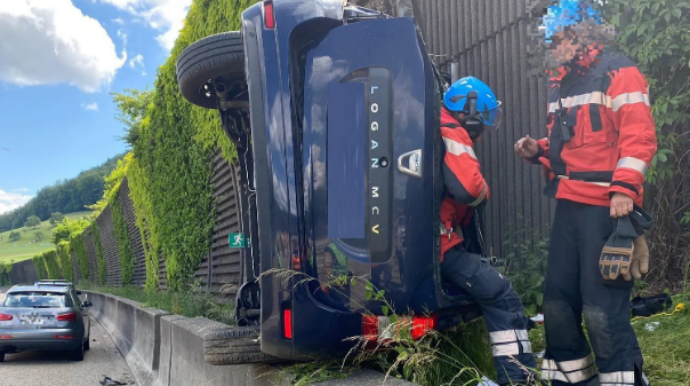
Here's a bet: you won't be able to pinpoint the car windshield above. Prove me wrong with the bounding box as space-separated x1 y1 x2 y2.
2 292 69 308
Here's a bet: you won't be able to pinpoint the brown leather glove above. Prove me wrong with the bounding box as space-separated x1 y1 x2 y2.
600 244 633 281
627 235 649 281
600 208 653 281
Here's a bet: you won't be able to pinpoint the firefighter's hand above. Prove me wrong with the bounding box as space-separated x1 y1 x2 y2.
514 135 539 158
610 193 634 218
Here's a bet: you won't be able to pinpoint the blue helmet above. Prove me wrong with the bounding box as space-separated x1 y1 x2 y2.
543 0 603 43
443 76 503 130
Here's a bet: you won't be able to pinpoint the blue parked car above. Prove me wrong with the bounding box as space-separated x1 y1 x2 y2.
177 0 482 364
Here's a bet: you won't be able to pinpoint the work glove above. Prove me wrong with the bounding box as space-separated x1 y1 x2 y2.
629 235 650 280
600 207 653 281
600 216 639 281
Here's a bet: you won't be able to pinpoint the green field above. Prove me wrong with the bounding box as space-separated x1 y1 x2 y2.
0 211 92 264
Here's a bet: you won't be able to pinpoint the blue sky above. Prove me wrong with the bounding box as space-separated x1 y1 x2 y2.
0 0 190 214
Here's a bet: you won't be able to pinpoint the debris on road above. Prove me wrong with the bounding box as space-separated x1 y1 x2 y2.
100 376 128 386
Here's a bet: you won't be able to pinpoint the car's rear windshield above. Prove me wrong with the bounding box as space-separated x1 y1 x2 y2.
2 292 70 308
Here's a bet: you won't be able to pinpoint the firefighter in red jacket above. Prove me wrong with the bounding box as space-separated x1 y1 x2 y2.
441 77 537 386
514 1 657 385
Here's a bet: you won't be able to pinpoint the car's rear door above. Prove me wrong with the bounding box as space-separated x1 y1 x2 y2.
299 16 446 314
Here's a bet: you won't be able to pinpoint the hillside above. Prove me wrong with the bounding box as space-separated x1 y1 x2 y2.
0 211 91 263
0 154 124 232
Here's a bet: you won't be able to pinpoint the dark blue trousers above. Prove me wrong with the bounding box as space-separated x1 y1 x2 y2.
441 246 537 385
542 200 649 386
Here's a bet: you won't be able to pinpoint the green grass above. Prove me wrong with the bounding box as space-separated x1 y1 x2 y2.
632 291 690 386
510 293 690 386
78 283 235 326
0 211 91 264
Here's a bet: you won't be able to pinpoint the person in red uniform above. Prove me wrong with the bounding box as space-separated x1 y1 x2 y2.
514 1 657 385
441 76 537 386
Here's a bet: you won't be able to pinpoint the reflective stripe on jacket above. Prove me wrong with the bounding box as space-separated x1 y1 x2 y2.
440 107 489 260
528 48 657 207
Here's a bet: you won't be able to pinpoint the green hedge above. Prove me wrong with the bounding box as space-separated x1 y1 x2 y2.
32 254 48 280
93 225 107 285
42 250 62 280
71 232 89 281
57 241 73 282
112 194 135 285
0 262 12 286
124 0 252 291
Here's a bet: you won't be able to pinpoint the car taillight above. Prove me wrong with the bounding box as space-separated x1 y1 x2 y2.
411 314 439 340
53 335 74 339
0 335 13 339
0 313 12 321
57 312 77 322
283 309 292 339
264 0 275 29
362 315 379 341
362 314 438 341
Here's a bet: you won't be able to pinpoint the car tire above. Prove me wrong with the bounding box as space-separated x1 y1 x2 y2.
0 352 4 362
202 326 279 365
72 342 84 361
176 31 245 109
84 336 90 351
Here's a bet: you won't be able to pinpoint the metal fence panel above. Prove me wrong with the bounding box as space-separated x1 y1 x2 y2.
206 149 243 297
96 205 122 286
83 226 98 283
119 179 147 286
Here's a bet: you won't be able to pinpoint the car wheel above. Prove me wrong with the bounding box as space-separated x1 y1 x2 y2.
72 342 84 361
0 352 4 362
203 326 279 365
84 336 90 351
176 31 245 109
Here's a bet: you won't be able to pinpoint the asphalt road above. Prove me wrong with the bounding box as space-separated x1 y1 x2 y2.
0 291 137 386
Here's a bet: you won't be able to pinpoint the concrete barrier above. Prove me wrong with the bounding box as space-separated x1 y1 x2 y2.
83 290 417 386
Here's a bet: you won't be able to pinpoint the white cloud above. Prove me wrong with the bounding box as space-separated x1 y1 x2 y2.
81 102 99 111
0 189 32 215
0 0 127 93
128 53 146 75
97 0 192 50
112 17 124 24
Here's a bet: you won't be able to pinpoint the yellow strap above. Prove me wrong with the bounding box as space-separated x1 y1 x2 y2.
631 302 685 322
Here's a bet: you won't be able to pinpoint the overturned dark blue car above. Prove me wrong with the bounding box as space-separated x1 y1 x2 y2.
177 0 483 363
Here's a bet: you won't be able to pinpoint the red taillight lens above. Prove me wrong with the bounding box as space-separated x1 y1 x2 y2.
53 335 74 339
0 313 12 321
264 1 275 29
283 309 292 339
57 312 77 322
411 314 439 340
0 335 13 339
362 315 378 341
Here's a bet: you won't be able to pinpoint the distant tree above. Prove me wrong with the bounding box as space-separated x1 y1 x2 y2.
34 231 44 242
51 218 91 244
24 215 41 229
49 212 65 226
112 88 154 146
0 153 123 233
9 231 20 242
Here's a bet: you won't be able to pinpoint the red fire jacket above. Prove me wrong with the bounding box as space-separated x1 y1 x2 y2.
440 107 489 260
528 47 657 207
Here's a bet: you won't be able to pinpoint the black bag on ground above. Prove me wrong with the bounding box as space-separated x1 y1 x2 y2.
630 293 673 317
